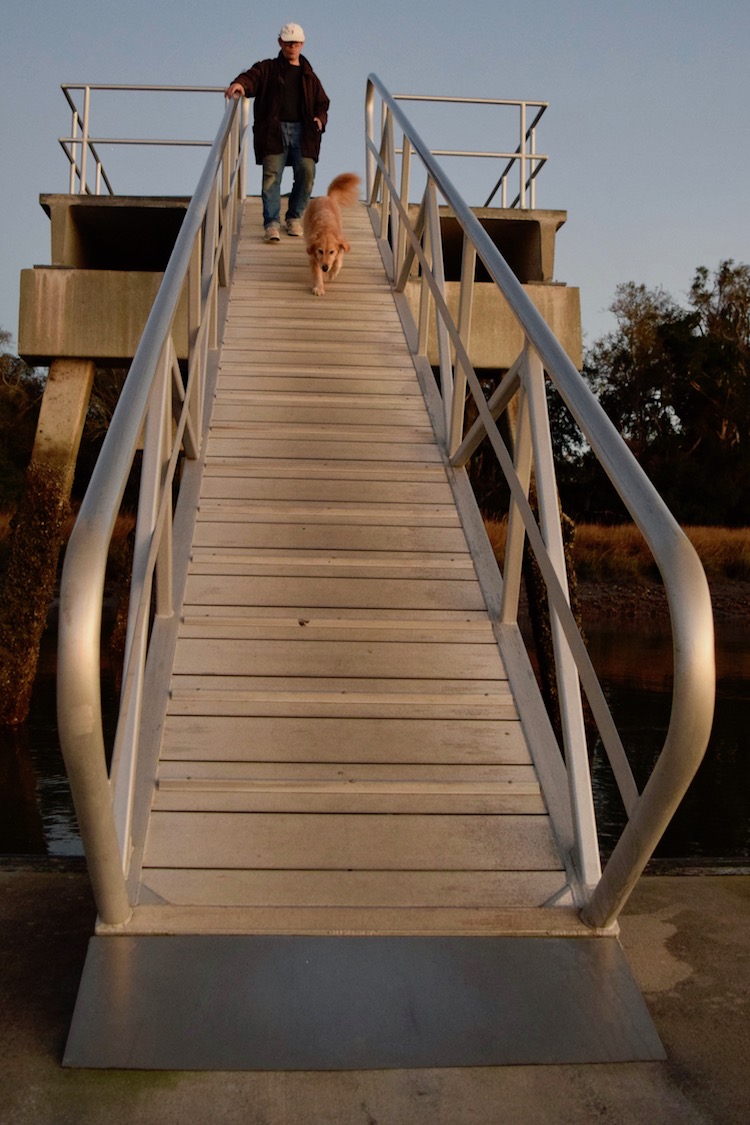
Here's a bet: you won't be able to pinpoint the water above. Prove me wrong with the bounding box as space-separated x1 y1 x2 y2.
1 620 748 864
587 618 750 863
0 635 118 859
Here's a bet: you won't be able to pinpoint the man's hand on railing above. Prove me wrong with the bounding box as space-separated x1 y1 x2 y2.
225 82 245 100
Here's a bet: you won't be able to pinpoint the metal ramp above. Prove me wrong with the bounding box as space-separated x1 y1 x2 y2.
64 198 664 1068
56 83 715 1070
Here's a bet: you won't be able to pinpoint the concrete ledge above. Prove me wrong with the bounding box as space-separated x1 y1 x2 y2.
40 194 189 270
1 871 747 1120
409 206 568 284
406 280 583 370
18 267 188 366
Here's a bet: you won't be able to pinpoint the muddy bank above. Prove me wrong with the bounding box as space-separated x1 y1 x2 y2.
575 578 750 625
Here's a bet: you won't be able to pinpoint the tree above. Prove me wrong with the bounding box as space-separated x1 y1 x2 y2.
552 262 750 526
0 330 44 507
662 261 750 523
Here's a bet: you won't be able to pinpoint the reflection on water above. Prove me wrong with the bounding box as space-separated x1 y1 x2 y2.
588 618 750 861
1 619 748 863
0 635 117 859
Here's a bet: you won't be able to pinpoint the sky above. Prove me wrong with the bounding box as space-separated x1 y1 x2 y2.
2 0 749 356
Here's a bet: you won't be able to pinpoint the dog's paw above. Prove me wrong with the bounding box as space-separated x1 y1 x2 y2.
312 285 325 297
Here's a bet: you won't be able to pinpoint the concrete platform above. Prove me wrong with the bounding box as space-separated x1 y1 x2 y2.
1 864 748 1123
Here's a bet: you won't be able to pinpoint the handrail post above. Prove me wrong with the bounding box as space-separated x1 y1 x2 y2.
396 137 412 278
519 101 527 209
69 111 79 193
448 235 476 456
80 85 90 194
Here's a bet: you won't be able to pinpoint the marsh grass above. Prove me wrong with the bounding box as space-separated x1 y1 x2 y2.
485 520 750 583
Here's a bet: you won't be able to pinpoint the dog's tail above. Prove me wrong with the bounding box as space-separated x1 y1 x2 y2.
327 173 361 207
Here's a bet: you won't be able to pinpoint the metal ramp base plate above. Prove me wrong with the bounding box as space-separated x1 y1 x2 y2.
64 934 664 1069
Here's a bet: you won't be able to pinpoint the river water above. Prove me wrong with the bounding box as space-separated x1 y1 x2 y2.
1 619 748 864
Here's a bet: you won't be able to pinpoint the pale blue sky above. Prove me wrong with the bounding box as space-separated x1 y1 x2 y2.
2 0 749 353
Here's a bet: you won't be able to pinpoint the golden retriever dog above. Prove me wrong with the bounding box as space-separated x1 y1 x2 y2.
304 173 361 296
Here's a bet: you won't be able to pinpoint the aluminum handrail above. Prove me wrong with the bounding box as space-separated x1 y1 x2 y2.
366 74 716 927
56 96 247 925
60 83 226 195
391 93 548 209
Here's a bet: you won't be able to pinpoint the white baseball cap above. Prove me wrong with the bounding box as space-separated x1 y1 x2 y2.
279 23 305 42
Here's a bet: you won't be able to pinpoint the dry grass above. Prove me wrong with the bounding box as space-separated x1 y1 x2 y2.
485 519 750 583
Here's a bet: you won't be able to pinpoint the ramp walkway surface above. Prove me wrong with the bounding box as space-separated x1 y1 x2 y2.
129 198 571 938
64 198 663 1069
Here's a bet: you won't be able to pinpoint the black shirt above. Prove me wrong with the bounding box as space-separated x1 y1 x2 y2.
279 61 303 122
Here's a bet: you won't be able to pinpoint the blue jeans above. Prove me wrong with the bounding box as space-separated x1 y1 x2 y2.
261 122 316 228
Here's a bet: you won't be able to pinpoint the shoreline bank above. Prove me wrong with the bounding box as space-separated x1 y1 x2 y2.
575 577 750 624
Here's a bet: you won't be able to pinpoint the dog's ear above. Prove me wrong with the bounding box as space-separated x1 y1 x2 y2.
340 240 351 253
307 244 316 256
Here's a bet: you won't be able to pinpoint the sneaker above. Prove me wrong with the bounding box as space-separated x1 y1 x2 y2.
264 224 281 242
286 218 303 237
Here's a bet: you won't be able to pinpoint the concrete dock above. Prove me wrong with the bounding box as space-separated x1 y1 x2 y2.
1 864 747 1123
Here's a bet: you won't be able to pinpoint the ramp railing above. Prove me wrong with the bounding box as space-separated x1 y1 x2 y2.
387 93 548 209
59 83 231 196
365 74 716 927
56 96 247 925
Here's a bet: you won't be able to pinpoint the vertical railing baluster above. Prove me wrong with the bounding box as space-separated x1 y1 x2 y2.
80 86 91 194
500 351 534 624
448 235 476 456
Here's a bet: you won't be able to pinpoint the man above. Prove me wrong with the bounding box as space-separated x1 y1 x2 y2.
225 23 330 241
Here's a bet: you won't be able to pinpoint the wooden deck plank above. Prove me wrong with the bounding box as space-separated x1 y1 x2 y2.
177 610 490 638
201 465 451 491
158 716 531 763
186 557 478 582
165 697 519 721
182 575 488 611
196 499 461 524
168 678 512 700
202 438 444 462
156 762 537 782
180 607 490 626
210 406 431 427
189 524 475 552
203 460 448 481
151 791 546 816
142 812 561 871
171 639 509 680
198 475 458 501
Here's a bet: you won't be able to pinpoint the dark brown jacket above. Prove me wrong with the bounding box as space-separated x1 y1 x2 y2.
232 53 329 164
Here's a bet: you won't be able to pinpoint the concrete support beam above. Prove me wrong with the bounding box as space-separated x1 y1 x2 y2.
19 268 188 367
40 194 189 270
31 359 97 486
405 281 583 371
410 206 569 284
